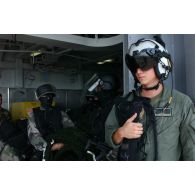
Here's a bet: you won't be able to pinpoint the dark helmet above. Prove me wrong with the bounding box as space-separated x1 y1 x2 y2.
35 84 56 99
125 38 172 82
99 74 118 91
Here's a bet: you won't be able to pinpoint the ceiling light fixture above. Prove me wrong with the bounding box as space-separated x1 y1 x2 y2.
97 61 104 65
97 58 113 65
104 59 113 63
30 51 42 57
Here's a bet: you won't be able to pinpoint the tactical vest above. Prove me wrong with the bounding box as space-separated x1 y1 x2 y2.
33 107 63 141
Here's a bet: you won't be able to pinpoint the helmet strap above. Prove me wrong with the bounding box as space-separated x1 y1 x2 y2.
141 81 161 91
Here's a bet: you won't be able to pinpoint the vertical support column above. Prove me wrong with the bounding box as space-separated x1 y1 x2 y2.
7 87 10 110
123 34 134 95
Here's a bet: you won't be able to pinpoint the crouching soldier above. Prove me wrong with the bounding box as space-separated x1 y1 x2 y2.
27 84 75 160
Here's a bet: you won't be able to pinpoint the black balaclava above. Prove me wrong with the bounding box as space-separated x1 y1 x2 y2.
39 93 54 109
94 90 115 106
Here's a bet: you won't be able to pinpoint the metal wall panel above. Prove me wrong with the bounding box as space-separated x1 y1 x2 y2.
0 69 15 88
23 69 83 90
184 35 195 101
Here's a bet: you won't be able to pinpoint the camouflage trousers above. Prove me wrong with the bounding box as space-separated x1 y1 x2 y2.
0 142 19 161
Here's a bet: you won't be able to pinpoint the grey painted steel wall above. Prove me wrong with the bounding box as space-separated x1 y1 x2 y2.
184 35 195 102
0 60 123 110
172 35 186 93
9 88 83 109
24 69 83 90
161 34 186 93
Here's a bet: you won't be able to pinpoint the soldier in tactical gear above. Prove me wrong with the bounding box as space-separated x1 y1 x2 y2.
27 84 75 160
90 74 120 142
74 74 120 160
105 37 195 161
0 94 19 160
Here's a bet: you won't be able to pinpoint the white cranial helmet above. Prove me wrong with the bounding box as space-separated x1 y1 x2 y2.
125 38 172 81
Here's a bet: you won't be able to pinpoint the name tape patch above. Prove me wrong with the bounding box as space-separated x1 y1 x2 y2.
154 107 172 117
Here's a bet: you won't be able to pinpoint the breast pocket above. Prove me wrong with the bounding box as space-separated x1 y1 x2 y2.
156 115 181 135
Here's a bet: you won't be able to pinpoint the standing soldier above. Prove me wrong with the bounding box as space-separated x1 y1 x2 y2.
105 37 195 161
75 74 120 160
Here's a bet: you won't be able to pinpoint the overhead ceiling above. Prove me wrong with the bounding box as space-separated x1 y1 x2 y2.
0 34 123 68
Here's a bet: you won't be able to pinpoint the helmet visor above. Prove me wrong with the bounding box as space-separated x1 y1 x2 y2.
134 56 158 70
125 54 158 73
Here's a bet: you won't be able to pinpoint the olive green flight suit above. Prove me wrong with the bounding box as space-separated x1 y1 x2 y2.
105 85 195 160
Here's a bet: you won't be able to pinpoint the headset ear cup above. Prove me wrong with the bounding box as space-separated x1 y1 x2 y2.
155 57 172 80
164 59 172 79
154 65 162 80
